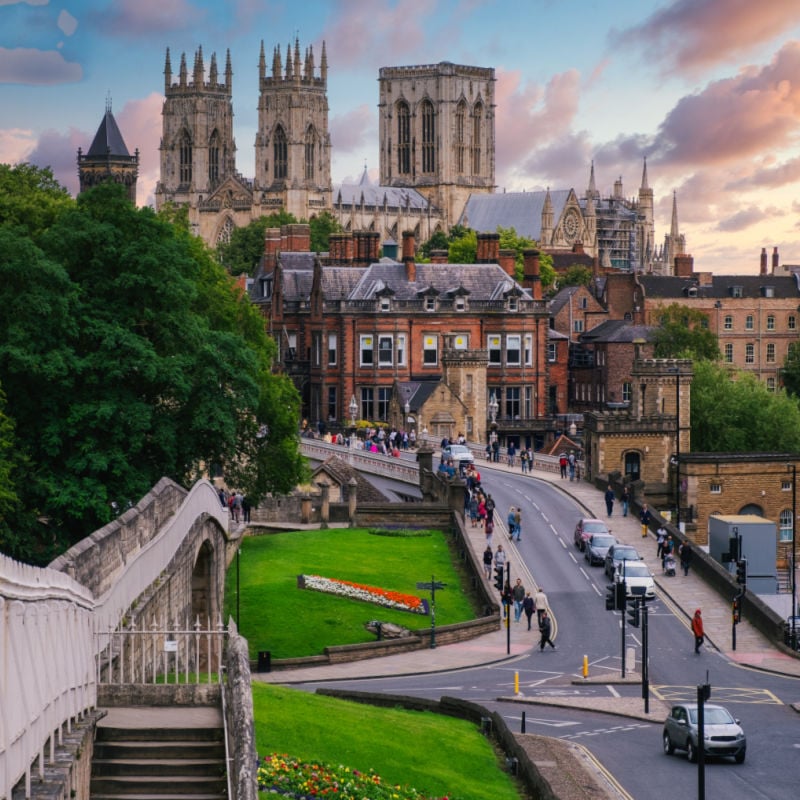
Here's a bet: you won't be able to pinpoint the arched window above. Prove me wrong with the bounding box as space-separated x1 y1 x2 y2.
216 216 235 246
179 129 192 185
397 101 411 175
455 100 466 174
274 125 287 180
472 102 483 175
421 99 435 174
305 125 317 181
208 129 220 184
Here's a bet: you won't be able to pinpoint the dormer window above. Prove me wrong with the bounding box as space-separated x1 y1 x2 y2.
455 297 466 311
687 286 698 297
508 296 518 312
763 286 775 298
425 296 436 311
380 297 391 311
731 285 743 298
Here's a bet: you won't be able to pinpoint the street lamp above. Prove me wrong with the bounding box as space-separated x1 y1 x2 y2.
489 392 498 425
788 463 797 647
348 395 358 447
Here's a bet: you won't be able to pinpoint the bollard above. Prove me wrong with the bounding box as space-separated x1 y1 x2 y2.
583 654 589 679
514 670 519 695
521 710 526 734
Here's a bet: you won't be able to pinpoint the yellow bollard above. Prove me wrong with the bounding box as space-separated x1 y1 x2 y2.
514 671 519 694
583 654 589 679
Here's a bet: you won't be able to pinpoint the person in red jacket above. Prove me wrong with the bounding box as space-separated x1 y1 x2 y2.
692 608 705 654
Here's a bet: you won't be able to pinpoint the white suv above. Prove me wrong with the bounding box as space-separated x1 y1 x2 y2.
442 444 475 473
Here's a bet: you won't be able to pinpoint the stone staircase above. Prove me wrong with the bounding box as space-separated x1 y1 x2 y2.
91 708 227 800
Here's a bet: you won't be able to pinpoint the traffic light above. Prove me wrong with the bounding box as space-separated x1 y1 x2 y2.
736 558 748 586
626 598 640 628
699 683 711 702
732 596 741 624
615 581 626 611
494 566 505 592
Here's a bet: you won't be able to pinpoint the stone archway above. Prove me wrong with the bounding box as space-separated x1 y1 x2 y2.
738 504 764 517
191 540 216 624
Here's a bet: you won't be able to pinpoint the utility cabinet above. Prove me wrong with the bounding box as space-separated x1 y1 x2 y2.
708 514 777 594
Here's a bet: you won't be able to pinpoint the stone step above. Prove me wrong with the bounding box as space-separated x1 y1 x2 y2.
94 741 225 762
90 775 226 796
92 759 225 778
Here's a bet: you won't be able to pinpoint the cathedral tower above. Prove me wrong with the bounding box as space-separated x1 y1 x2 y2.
378 62 495 228
637 157 655 272
77 98 139 203
254 38 332 219
155 46 237 236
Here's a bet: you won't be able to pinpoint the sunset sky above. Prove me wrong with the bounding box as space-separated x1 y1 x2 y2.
2 0 800 274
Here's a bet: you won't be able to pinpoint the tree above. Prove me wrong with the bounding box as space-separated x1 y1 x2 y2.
0 177 306 561
448 228 477 263
560 265 593 288
651 303 720 361
780 341 800 398
419 229 449 260
0 163 74 239
309 210 343 253
691 360 800 452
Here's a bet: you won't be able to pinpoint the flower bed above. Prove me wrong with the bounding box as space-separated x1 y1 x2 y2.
258 753 453 799
299 574 429 615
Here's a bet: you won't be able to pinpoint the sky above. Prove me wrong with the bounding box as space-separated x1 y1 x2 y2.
2 0 800 275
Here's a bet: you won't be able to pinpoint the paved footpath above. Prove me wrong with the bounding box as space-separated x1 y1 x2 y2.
257 459 800 707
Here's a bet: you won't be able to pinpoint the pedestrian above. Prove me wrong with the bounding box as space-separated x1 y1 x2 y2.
485 494 496 525
513 507 522 542
482 544 493 580
477 495 487 528
242 495 251 523
559 453 568 479
639 503 652 538
520 449 528 474
661 534 674 571
692 608 705 653
534 586 548 626
492 439 500 463
568 451 576 481
484 517 495 546
469 493 479 527
656 525 667 558
507 441 516 468
507 505 516 540
679 541 693 576
538 610 556 651
620 486 630 517
494 544 507 575
501 581 513 618
512 578 526 622
522 592 535 630
604 485 615 517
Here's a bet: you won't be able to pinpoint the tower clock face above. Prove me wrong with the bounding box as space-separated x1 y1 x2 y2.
563 209 580 243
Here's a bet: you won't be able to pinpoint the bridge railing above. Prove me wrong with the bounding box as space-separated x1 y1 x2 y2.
300 439 420 485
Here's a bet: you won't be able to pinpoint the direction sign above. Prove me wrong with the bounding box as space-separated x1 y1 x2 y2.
416 581 446 590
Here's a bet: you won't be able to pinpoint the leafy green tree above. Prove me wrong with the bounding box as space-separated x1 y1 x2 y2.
419 229 449 260
0 178 306 561
0 163 74 238
560 265 593 287
0 385 24 559
217 211 295 275
780 341 800 398
309 210 343 253
651 303 720 361
691 360 800 452
448 228 477 263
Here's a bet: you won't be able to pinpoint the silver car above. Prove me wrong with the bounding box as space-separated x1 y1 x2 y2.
662 703 746 763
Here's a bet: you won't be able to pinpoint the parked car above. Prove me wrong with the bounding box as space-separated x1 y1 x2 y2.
604 543 642 578
662 703 746 763
441 444 474 474
616 561 655 599
584 533 617 566
573 518 610 551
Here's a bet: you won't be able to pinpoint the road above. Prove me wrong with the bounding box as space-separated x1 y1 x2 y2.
280 465 800 799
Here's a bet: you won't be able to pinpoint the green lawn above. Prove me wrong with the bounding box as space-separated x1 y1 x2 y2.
253 683 520 800
224 527 479 659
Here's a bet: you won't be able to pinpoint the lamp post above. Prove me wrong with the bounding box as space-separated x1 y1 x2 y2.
488 392 499 462
788 463 797 647
349 394 358 447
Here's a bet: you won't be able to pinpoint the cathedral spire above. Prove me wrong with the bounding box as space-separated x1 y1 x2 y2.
225 48 232 92
164 48 172 93
259 40 266 81
587 160 598 201
209 51 218 85
641 156 649 190
321 40 328 85
293 37 301 83
179 51 187 87
194 45 204 86
306 44 314 81
285 43 292 79
272 45 281 78
541 187 553 245
671 191 679 239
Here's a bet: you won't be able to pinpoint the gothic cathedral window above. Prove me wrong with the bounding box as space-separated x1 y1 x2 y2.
421 99 435 174
274 125 288 180
305 126 316 181
472 103 483 175
455 101 466 174
397 101 411 175
209 130 220 184
179 130 192 185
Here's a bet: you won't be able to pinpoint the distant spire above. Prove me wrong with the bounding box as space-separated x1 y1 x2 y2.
293 37 301 82
587 160 598 201
285 43 292 79
225 48 232 92
273 45 281 78
320 40 328 85
671 191 679 238
641 156 649 190
194 45 204 85
179 51 187 86
164 47 172 92
259 40 266 81
105 91 112 113
209 52 218 84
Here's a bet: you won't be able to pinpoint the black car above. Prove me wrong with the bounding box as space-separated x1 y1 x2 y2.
604 543 642 579
584 533 617 566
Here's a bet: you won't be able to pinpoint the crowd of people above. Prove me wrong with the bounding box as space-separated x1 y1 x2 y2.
217 487 250 523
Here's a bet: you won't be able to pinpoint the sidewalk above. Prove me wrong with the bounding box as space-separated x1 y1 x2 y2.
256 459 800 689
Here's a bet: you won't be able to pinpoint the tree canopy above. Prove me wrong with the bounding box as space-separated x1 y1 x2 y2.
651 303 720 361
558 265 593 288
690 360 800 452
0 167 306 563
780 340 800 398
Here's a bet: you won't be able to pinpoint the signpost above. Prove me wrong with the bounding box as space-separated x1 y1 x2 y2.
417 575 446 648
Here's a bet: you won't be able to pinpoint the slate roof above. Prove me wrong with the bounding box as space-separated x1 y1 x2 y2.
579 320 654 344
333 168 433 211
397 380 440 412
640 273 800 299
460 189 572 239
312 455 391 503
549 285 585 316
87 109 131 157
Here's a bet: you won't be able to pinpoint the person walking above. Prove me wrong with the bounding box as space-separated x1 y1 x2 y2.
494 544 507 575
507 505 516 540
512 507 522 542
484 517 495 547
604 485 615 517
483 545 494 580
534 586 549 626
512 578 526 622
656 525 667 558
661 534 674 572
639 503 652 537
568 452 576 481
522 592 535 630
538 610 556 650
469 493 479 527
692 608 705 653
679 541 693 576
559 453 568 479
485 494 496 525
620 486 630 517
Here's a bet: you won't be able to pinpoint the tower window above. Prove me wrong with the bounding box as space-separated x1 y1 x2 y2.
472 103 483 175
179 130 192 185
421 99 435 174
455 101 466 174
397 101 411 175
208 130 220 183
274 125 287 180
305 126 316 181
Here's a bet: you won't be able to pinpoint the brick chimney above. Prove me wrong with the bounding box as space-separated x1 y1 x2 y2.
760 247 768 275
773 246 779 273
430 249 448 264
572 242 585 255
368 231 381 263
344 232 354 262
674 253 694 278
402 230 416 282
498 248 516 277
487 232 500 263
476 232 488 262
328 232 343 261
523 249 542 300
264 227 281 270
281 223 310 252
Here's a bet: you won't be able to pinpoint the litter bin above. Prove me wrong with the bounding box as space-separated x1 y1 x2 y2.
257 650 271 672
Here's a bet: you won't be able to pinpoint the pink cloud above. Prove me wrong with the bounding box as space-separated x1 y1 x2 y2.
0 127 37 164
88 0 204 37
329 104 374 155
610 0 800 76
0 47 82 84
25 127 86 194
